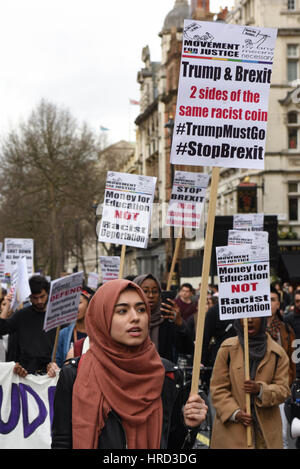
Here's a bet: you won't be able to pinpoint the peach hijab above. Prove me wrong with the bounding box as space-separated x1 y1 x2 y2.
72 279 165 449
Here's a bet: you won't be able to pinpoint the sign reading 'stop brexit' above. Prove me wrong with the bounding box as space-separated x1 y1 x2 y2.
171 20 277 170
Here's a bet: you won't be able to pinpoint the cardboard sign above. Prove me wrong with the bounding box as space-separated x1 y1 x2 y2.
233 213 264 231
4 238 34 279
98 172 156 248
170 20 277 169
216 244 271 320
166 171 209 228
43 271 84 332
99 256 120 283
87 272 99 290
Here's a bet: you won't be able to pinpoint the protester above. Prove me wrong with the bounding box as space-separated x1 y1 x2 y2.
175 283 197 321
0 275 56 376
284 289 300 379
133 273 181 362
0 293 12 361
267 287 296 448
210 317 290 449
46 286 94 376
51 279 207 449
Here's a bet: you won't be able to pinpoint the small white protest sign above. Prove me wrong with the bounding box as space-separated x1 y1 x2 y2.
87 272 99 290
216 244 271 321
9 257 31 311
228 229 269 246
100 256 120 283
4 238 34 279
43 271 84 332
233 213 264 231
98 172 156 249
170 20 277 170
166 171 209 229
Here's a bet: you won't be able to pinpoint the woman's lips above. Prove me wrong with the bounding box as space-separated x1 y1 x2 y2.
127 327 142 336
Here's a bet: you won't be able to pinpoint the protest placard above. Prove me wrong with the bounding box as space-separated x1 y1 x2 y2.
100 256 120 283
216 243 271 321
0 251 4 284
170 20 277 170
98 172 156 249
233 213 264 231
166 171 209 229
43 271 84 333
87 272 99 290
9 257 31 311
4 238 34 279
0 362 58 449
228 229 268 245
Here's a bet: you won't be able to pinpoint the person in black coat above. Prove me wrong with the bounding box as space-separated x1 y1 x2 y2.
51 279 207 449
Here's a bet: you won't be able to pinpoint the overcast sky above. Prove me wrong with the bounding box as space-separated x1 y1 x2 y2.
0 0 234 145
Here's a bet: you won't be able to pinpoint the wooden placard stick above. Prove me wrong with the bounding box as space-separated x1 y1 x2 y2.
118 245 127 279
166 227 183 291
243 317 253 447
191 167 220 395
51 325 61 362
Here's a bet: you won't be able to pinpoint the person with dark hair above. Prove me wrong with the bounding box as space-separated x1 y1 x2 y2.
133 274 180 362
0 274 56 376
175 283 197 321
51 279 207 449
210 317 290 449
284 288 300 379
47 286 95 375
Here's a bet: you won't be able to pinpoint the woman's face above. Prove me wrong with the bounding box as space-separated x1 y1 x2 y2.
77 295 89 321
140 278 160 311
110 288 149 346
241 317 262 337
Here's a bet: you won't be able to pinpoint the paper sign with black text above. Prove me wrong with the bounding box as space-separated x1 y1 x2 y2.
100 256 120 283
98 172 156 248
4 238 34 278
216 244 271 320
43 271 84 332
166 171 209 228
171 20 277 169
233 213 264 231
228 229 268 245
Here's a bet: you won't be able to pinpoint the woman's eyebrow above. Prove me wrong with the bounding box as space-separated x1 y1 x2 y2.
114 301 146 308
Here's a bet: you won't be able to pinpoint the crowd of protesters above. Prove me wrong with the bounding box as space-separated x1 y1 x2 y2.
0 274 300 449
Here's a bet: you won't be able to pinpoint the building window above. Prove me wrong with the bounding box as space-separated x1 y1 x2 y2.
288 0 296 10
287 44 299 82
287 111 299 149
288 182 299 221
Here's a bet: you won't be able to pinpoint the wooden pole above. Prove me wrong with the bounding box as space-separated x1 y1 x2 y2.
166 227 183 291
191 167 220 394
51 325 61 362
243 317 253 447
118 245 126 279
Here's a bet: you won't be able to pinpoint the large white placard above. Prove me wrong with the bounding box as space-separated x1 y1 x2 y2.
216 244 271 320
100 256 120 283
98 172 156 249
166 171 209 229
0 362 58 449
43 271 84 332
4 238 34 279
171 20 277 169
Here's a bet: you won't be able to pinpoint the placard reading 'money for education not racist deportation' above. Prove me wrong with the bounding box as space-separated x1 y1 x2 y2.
171 20 277 170
216 244 271 321
98 172 156 249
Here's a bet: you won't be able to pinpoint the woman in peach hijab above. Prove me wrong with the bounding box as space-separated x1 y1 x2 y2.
51 279 207 449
